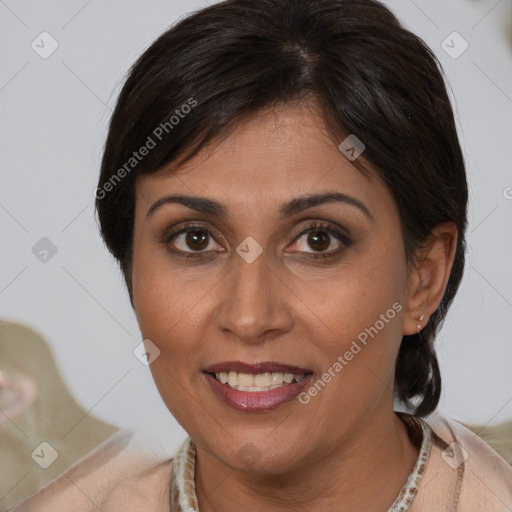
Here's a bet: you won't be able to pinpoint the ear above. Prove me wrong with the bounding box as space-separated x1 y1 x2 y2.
402 222 458 336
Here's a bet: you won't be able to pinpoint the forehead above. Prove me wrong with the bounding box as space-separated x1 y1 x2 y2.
135 104 391 220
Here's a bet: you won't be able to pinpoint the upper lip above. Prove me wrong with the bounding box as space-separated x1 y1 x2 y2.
203 361 312 375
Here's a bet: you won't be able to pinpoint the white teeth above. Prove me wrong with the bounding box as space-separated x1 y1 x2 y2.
271 372 284 385
254 373 272 387
213 371 307 391
227 371 238 387
238 373 254 387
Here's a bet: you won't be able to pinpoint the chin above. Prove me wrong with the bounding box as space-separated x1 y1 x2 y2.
205 429 310 475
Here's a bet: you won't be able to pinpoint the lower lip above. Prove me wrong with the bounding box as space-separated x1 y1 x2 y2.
203 372 313 412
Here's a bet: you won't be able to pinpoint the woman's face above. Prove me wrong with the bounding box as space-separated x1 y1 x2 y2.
132 103 415 473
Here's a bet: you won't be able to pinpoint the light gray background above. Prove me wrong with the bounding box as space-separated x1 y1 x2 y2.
1 0 511 453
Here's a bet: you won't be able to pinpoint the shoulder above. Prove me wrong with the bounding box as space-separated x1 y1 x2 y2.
417 412 512 511
11 429 175 512
100 457 174 511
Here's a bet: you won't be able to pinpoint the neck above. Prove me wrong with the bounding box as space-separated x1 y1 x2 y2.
194 409 419 512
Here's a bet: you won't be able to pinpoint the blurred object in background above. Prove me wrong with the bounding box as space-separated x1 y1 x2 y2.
470 0 512 46
463 420 512 465
0 320 119 511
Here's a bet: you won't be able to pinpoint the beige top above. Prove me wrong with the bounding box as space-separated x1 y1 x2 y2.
10 413 512 512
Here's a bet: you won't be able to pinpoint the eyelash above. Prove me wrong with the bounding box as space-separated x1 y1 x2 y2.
159 221 352 261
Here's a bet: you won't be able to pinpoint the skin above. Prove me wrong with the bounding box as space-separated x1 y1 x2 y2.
131 103 457 511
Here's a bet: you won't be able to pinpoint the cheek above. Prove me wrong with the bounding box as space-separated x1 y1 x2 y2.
131 239 215 382
131 247 207 427
311 235 408 390
132 237 194 335
323 237 406 339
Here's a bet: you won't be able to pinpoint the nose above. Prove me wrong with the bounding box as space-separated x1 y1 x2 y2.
215 248 294 344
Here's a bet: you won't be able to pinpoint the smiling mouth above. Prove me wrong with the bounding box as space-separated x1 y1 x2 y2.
203 361 313 392
207 370 311 391
202 361 314 411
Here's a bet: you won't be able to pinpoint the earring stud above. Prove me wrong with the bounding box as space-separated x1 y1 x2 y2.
417 314 425 332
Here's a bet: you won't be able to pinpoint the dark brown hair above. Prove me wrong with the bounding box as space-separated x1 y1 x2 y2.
95 0 468 416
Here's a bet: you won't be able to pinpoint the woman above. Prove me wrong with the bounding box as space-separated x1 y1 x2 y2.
69 0 512 510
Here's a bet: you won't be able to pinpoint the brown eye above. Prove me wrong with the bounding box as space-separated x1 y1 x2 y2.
306 230 330 252
165 226 224 256
293 228 342 254
184 230 209 251
289 222 352 260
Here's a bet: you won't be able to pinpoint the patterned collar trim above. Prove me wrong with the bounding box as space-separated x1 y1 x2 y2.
387 414 434 511
170 436 199 512
170 414 433 512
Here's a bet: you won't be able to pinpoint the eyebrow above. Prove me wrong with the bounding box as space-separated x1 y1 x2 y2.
146 192 373 221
